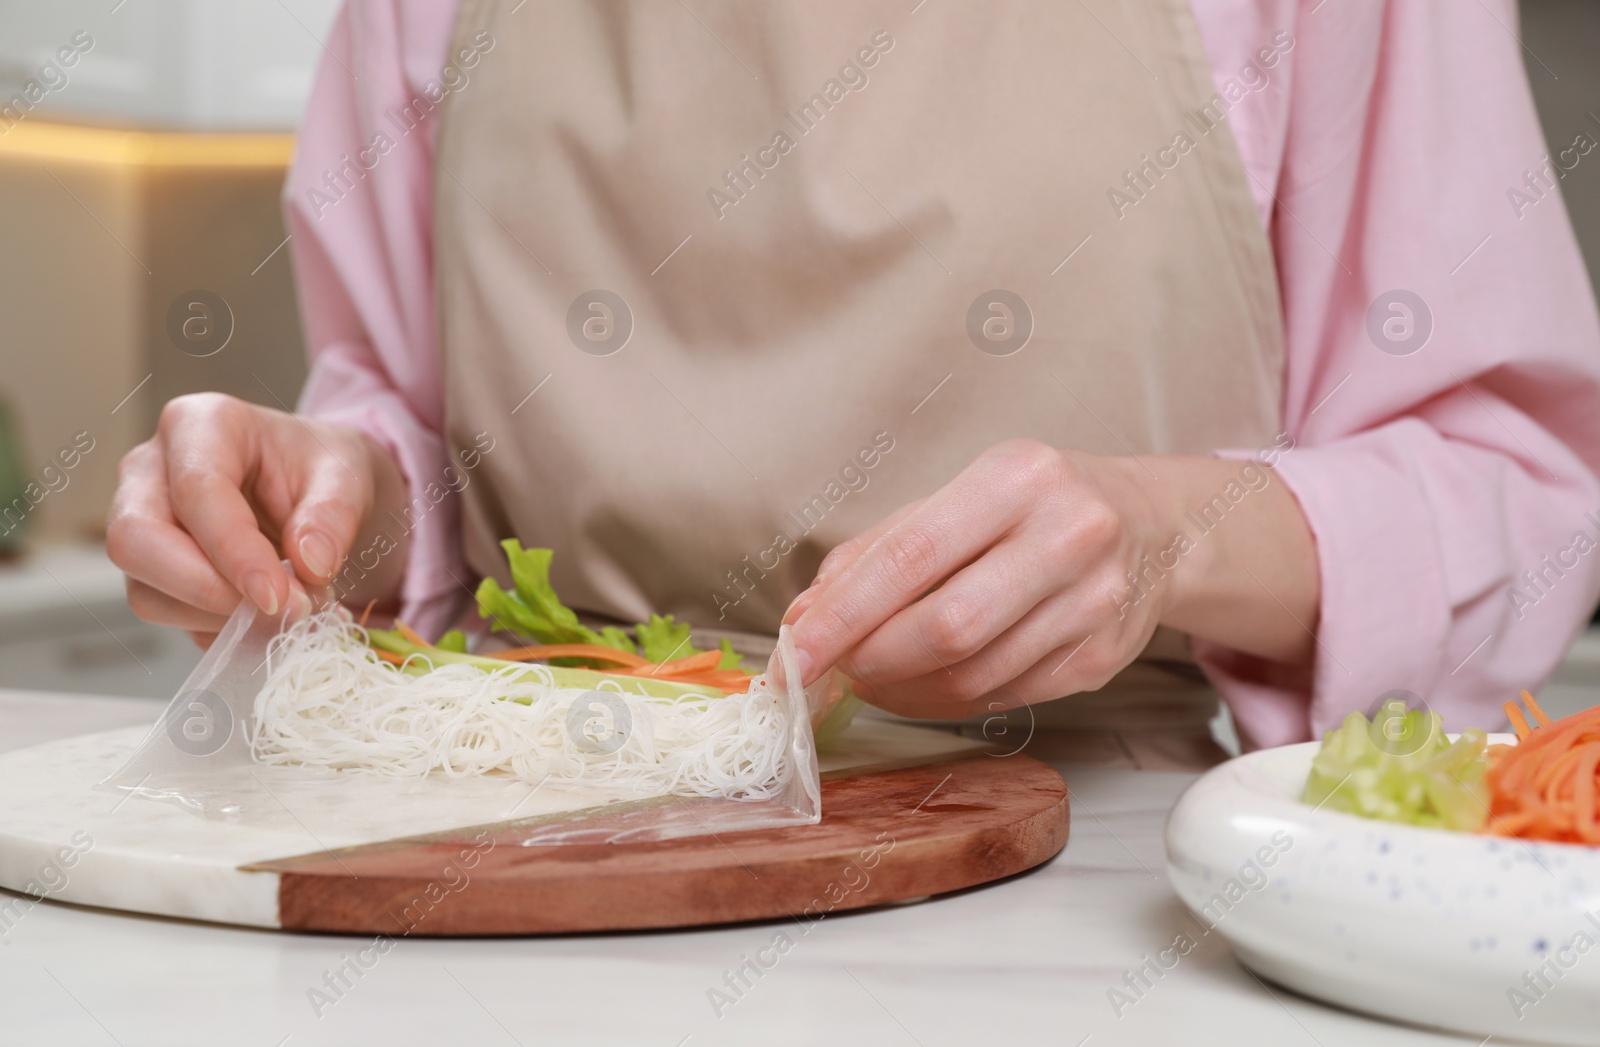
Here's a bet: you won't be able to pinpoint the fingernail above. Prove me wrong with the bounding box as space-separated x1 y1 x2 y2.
795 647 816 687
299 532 338 580
783 585 819 625
243 572 279 617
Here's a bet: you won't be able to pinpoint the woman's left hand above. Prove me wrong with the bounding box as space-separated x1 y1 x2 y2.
782 439 1319 719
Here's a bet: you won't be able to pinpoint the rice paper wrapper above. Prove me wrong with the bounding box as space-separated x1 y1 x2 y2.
97 585 826 849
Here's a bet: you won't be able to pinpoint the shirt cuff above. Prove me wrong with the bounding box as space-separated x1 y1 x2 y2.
1197 424 1451 749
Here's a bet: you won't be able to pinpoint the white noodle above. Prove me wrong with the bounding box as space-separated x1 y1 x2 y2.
249 611 794 800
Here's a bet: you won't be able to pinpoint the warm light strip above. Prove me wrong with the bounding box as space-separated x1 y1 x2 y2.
0 119 293 168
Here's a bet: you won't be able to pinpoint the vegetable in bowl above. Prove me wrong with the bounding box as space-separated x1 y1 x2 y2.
1300 701 1489 832
1300 689 1600 845
1484 691 1600 844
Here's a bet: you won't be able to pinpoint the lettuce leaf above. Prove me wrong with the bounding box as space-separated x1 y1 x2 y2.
478 541 603 646
475 540 742 669
596 625 640 655
635 613 694 662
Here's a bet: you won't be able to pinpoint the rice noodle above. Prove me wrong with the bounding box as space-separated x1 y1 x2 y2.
250 610 795 800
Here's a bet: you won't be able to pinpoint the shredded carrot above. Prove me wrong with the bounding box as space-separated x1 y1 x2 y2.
1504 701 1533 742
1484 693 1600 844
1534 745 1589 795
357 599 377 628
490 643 650 667
1574 745 1600 844
1522 689 1554 727
372 648 408 666
668 671 754 694
376 626 751 691
632 650 723 677
457 640 753 692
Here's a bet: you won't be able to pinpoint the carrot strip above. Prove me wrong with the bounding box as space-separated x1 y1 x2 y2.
1575 744 1600 844
1505 702 1532 742
1534 746 1588 796
372 648 407 666
396 622 430 648
673 672 755 693
1522 690 1554 727
1484 696 1600 844
632 650 724 677
357 599 377 628
491 643 650 667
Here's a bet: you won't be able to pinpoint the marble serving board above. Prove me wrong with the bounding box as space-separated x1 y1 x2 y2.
0 720 1068 934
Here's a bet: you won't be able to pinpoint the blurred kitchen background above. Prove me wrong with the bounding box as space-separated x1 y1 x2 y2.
0 0 334 697
0 1 1596 731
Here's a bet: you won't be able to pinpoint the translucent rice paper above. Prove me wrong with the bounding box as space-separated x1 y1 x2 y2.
97 584 825 850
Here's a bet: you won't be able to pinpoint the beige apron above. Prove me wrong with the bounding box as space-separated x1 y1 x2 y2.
433 0 1284 769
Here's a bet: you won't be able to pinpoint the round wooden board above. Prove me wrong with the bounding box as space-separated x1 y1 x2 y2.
251 755 1069 935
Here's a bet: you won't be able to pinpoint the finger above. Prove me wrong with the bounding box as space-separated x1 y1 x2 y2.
125 578 233 633
813 497 927 587
984 629 1130 707
781 584 821 627
162 401 292 616
279 446 373 589
839 532 1068 683
188 630 219 650
783 498 926 626
107 443 243 617
791 446 1055 683
860 633 1094 720
855 588 1129 718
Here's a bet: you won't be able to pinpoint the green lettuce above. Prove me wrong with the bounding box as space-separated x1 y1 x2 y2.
475 539 744 670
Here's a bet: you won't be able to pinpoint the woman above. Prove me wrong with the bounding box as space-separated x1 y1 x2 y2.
107 0 1600 767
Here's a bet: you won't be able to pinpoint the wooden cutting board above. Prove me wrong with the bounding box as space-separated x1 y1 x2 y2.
0 724 1068 934
256 754 1068 934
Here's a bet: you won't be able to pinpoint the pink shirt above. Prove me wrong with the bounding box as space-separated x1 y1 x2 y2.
287 0 1600 749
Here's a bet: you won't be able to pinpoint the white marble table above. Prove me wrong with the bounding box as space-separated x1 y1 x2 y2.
0 690 1489 1047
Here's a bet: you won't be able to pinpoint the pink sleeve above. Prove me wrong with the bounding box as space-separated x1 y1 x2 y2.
1192 0 1600 748
286 0 468 637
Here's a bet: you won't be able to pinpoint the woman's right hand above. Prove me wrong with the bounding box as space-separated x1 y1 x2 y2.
107 393 409 647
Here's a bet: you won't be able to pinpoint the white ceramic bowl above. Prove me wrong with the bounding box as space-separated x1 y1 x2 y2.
1164 737 1600 1045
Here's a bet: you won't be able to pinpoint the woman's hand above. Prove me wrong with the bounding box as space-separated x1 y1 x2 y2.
107 393 409 647
783 439 1318 719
